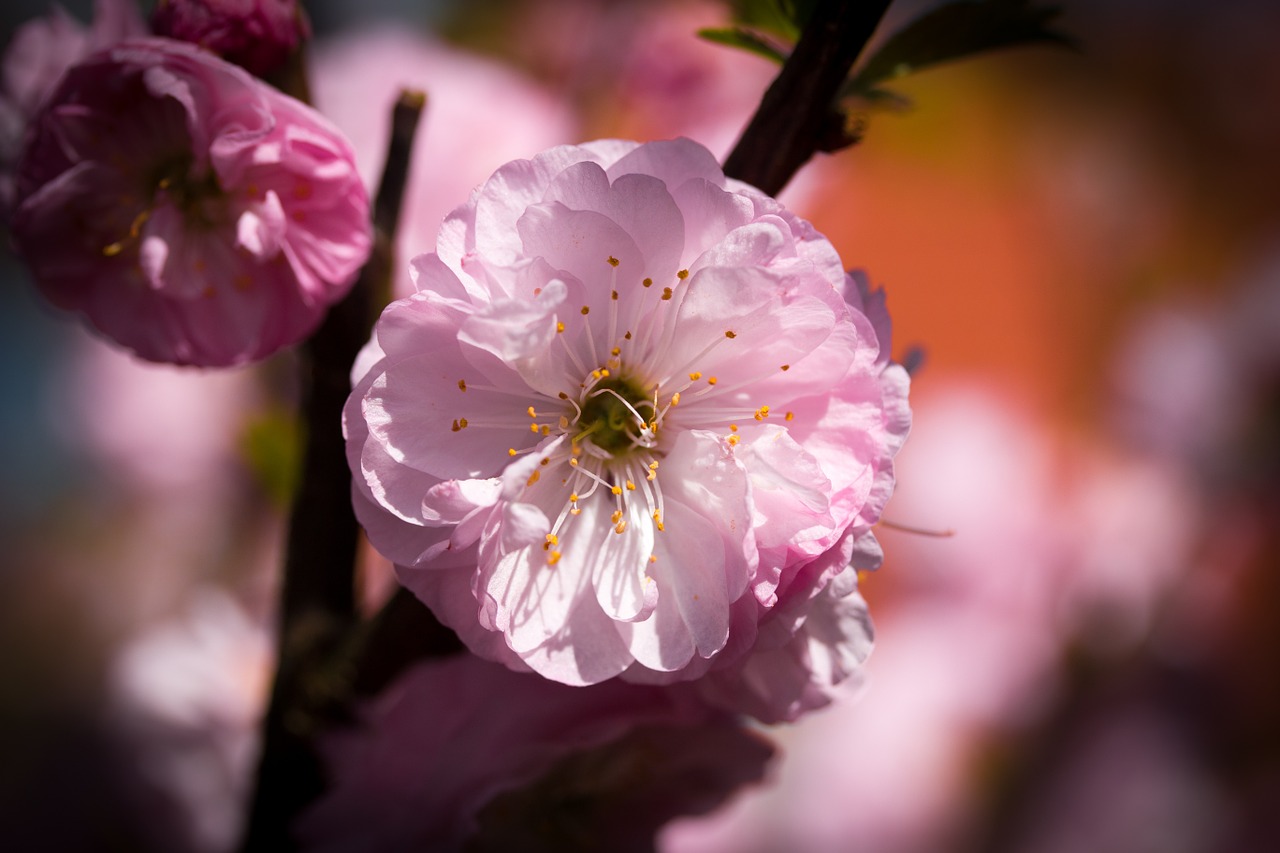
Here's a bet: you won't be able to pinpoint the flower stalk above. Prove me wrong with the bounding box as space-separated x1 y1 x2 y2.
241 89 425 851
723 0 893 195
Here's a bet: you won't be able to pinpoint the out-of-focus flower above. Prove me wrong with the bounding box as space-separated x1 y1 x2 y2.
0 0 144 212
298 654 773 852
110 588 273 852
667 384 1204 853
151 0 309 78
9 37 371 367
309 26 577 297
56 333 260 497
345 138 909 713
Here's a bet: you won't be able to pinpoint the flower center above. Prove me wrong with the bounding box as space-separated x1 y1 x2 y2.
576 374 654 456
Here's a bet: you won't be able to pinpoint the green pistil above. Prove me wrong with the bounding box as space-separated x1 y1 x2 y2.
578 375 651 455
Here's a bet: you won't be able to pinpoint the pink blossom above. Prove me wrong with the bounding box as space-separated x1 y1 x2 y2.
10 37 371 367
110 588 273 852
298 655 772 851
151 0 310 77
344 138 910 708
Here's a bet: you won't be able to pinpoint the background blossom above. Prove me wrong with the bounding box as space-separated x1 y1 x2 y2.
10 37 370 366
298 655 771 851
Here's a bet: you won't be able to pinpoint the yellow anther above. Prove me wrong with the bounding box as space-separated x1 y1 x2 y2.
781 364 790 371
508 448 518 457
530 423 540 433
559 416 570 429
625 480 636 491
540 457 550 466
556 321 566 333
600 369 610 377
727 435 740 446
570 458 580 468
581 306 590 315
725 330 737 339
611 510 623 524
526 470 540 487
611 347 621 357
671 392 681 406
649 461 659 469
458 379 467 391
677 269 689 280
572 443 583 457
527 406 537 418
729 424 738 432
569 492 580 503
689 372 702 381
708 377 718 385
540 425 550 435
611 485 623 496
624 331 633 340
642 278 653 288
785 411 794 421
546 533 559 545
649 555 658 563
614 521 628 534
547 551 562 565
661 287 673 300
611 290 619 300
570 508 581 516
607 256 620 267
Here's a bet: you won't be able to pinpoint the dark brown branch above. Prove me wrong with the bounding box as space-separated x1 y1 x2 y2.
723 0 893 196
241 90 426 852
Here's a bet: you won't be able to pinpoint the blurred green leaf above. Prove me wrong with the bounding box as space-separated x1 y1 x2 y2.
847 0 1076 98
729 0 807 40
697 26 789 64
240 407 301 508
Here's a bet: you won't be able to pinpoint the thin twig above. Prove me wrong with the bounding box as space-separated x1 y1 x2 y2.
240 90 426 852
723 0 893 196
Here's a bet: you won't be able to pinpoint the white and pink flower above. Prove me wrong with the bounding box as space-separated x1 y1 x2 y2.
9 37 371 366
344 138 909 705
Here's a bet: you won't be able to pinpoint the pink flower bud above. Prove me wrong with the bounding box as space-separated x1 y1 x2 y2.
151 0 310 77
11 38 371 367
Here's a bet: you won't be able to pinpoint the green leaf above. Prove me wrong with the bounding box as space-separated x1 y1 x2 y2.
240 407 301 508
847 0 1076 97
728 0 805 40
697 26 789 64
